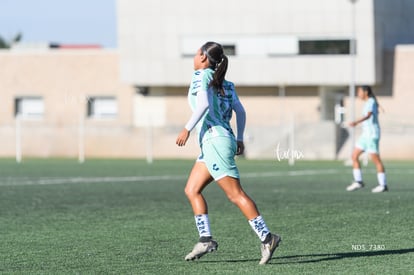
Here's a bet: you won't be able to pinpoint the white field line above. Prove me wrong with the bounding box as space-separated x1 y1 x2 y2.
0 175 186 186
0 169 342 186
243 169 341 178
0 168 413 186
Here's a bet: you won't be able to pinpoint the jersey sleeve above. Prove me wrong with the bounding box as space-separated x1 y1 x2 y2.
233 100 246 141
184 89 208 131
184 70 213 131
231 85 246 142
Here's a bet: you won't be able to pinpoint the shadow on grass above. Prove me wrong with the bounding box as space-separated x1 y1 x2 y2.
201 248 414 264
274 248 414 264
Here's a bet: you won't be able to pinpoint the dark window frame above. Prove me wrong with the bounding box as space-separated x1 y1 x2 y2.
299 39 354 55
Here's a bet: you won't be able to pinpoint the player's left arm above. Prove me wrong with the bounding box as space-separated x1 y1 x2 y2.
233 94 246 155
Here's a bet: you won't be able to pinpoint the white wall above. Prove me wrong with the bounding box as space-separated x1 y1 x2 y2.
117 0 378 86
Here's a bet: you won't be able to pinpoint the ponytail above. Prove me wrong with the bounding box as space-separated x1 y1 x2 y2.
210 55 228 95
201 41 228 95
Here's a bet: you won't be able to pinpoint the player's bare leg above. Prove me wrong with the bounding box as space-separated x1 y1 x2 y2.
370 153 388 193
216 176 281 264
347 148 365 191
184 161 218 260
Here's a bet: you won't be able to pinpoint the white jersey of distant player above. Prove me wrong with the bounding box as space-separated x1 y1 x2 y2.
362 97 380 139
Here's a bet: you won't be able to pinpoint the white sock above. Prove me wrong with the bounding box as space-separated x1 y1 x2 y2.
353 169 363 182
377 172 387 186
194 214 211 237
248 215 270 242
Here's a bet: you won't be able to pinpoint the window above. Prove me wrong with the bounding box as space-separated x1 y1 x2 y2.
15 97 44 119
222 45 236 56
87 97 117 119
181 37 238 57
299 40 353 55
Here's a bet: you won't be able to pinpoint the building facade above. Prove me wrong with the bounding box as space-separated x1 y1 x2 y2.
115 0 414 159
1 0 414 160
0 49 138 159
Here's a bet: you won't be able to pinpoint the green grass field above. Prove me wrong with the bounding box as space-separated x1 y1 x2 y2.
0 158 413 274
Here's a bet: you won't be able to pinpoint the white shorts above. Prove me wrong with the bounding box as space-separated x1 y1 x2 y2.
197 136 240 180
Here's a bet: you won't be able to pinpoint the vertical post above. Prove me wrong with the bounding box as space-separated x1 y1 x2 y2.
78 110 85 163
289 113 295 166
15 115 22 163
279 85 285 125
349 0 357 159
362 152 368 167
146 115 153 164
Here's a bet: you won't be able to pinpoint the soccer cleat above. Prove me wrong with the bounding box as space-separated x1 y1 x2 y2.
372 185 388 193
184 240 218 261
259 233 281 265
346 181 364 191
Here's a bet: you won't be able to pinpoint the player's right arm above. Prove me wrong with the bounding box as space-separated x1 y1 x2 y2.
349 112 372 127
176 89 209 146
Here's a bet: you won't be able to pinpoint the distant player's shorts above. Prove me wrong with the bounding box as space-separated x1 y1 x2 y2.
197 136 240 180
356 135 380 154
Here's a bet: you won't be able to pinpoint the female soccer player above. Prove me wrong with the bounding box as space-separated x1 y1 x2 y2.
346 85 388 193
176 41 281 264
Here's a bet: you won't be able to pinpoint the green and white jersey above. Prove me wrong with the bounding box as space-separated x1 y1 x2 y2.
362 97 380 139
200 80 240 143
185 68 245 145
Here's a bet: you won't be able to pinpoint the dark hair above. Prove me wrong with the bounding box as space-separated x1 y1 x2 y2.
360 85 374 98
201 41 228 94
359 85 384 112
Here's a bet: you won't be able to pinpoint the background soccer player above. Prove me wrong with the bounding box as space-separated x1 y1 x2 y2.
346 85 388 193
